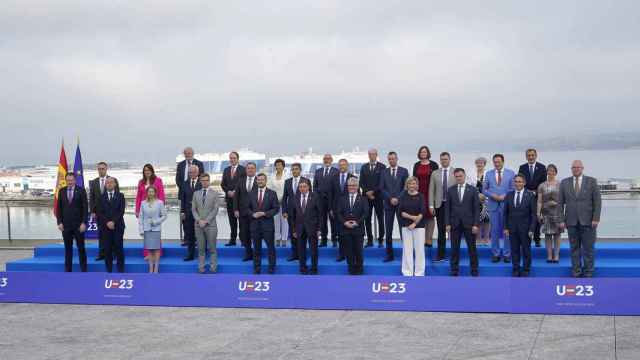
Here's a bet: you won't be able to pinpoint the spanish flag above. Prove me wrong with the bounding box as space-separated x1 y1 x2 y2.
53 140 68 217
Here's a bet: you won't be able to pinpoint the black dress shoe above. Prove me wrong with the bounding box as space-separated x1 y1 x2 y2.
94 256 105 261
503 257 511 264
425 243 433 248
491 256 501 263
224 241 236 247
300 268 308 275
520 271 530 277
471 270 479 277
546 259 553 263
253 269 261 274
331 242 338 248
377 242 384 248
450 271 459 277
183 256 195 261
319 240 328 248
309 269 318 275
365 241 373 248
268 267 275 274
512 270 520 277
383 255 394 263
534 239 541 247
242 255 253 262
336 256 346 262
286 255 299 262
180 241 187 247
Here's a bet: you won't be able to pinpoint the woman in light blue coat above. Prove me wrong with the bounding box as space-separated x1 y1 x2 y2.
138 186 168 273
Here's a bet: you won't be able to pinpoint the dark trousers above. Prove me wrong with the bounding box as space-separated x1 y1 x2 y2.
318 195 336 242
226 204 238 242
342 230 364 274
239 215 253 257
251 223 276 270
287 216 298 257
104 227 125 273
63 229 87 272
334 221 345 258
365 197 385 243
298 229 319 271
450 225 478 273
384 207 400 256
567 224 596 277
183 213 196 257
510 228 532 272
532 193 541 241
97 224 105 257
435 205 447 258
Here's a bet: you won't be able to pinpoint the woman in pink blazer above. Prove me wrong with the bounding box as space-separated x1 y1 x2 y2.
136 164 166 257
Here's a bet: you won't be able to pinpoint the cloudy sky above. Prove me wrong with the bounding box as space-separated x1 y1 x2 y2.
1 1 639 165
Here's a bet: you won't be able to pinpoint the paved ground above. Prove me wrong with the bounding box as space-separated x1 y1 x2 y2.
1 249 639 360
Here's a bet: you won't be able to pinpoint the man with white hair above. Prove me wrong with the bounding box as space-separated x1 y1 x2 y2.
337 177 369 275
176 147 204 247
180 164 202 261
359 148 386 248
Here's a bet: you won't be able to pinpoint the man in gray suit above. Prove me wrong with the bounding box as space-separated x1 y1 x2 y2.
192 173 220 274
429 152 456 262
559 160 602 278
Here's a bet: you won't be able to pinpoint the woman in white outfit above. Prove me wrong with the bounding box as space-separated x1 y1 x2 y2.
268 159 289 247
138 186 168 273
399 177 426 276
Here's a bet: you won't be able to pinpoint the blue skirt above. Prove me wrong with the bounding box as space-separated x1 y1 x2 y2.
144 231 162 250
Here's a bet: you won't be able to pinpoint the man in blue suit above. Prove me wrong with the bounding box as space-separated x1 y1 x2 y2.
518 148 547 247
482 154 515 263
248 173 280 274
282 163 310 262
359 148 386 248
175 147 205 193
179 164 202 261
96 177 126 273
337 178 369 275
330 159 356 262
378 151 408 262
313 154 339 248
503 175 537 277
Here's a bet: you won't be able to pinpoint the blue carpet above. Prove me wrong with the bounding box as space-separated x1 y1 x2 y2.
6 241 640 277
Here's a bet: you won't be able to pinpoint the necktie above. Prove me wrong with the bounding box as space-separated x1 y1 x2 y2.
530 164 535 181
68 189 73 204
202 189 207 205
293 178 298 194
370 164 374 172
341 174 345 189
442 169 448 201
302 194 307 212
392 168 396 179
185 160 191 181
109 192 113 202
191 180 196 191
497 170 502 186
458 185 463 202
100 178 105 193
324 167 329 177
247 178 252 191
231 166 236 178
258 189 264 208
516 191 521 207
350 194 355 210
575 177 580 194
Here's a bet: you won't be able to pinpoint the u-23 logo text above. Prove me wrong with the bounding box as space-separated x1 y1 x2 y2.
556 285 594 297
238 281 270 292
104 279 134 290
0 277 7 288
372 282 406 294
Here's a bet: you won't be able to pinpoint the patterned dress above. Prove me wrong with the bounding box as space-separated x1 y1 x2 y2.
537 181 563 235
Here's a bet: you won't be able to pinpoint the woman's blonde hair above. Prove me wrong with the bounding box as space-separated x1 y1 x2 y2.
405 176 418 191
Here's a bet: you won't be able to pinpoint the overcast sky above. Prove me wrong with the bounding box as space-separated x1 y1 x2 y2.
1 1 639 165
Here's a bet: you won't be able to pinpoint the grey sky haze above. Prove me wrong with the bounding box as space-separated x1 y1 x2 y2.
1 1 639 165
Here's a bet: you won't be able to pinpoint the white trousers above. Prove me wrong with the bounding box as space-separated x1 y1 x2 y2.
401 227 426 276
273 208 289 241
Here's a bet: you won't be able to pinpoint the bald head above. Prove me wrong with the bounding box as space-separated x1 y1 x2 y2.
571 160 584 177
188 164 200 179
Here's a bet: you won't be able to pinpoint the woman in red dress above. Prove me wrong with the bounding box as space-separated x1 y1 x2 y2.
412 146 439 248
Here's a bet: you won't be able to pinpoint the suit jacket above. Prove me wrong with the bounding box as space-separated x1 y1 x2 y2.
290 192 322 236
282 176 310 215
191 187 220 227
503 190 537 233
56 185 89 229
233 176 259 217
221 164 246 207
175 159 204 191
89 176 119 215
331 172 356 210
96 191 126 231
482 168 516 212
518 162 547 193
336 193 369 235
378 166 409 209
429 167 456 209
359 162 386 196
445 184 480 228
313 166 339 196
180 178 203 215
248 187 280 230
558 176 602 227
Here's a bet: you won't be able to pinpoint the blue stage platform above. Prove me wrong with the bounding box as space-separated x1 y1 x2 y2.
6 241 640 277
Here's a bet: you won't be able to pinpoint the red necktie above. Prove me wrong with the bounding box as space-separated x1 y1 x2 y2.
497 170 502 186
258 189 264 209
302 194 307 212
231 166 236 178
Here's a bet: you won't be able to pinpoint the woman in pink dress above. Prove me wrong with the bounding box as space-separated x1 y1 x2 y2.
412 146 439 248
135 164 166 257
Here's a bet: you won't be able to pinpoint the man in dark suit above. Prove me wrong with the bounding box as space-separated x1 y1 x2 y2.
179 164 202 261
290 180 322 274
445 168 480 277
175 147 205 193
559 160 602 278
359 148 386 248
96 177 126 273
503 175 537 277
56 173 89 272
518 148 547 247
331 159 356 262
378 151 409 262
337 178 369 275
313 153 339 248
89 161 119 261
248 174 280 274
281 163 310 262
221 151 245 246
233 161 257 261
